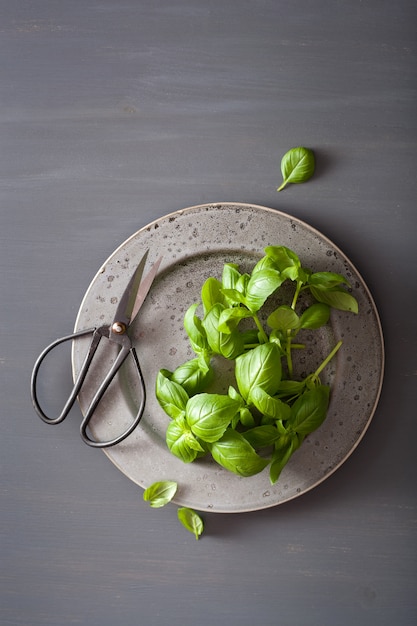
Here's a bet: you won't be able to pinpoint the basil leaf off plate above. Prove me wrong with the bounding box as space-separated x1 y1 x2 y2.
72 203 384 513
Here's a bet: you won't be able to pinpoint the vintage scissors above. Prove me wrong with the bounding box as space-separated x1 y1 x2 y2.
30 250 162 448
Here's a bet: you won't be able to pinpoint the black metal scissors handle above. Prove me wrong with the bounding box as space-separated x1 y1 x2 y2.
30 325 146 448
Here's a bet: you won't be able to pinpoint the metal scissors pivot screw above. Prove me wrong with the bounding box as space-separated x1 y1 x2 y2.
30 250 162 448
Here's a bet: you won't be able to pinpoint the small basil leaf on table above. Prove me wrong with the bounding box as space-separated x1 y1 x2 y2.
177 507 204 540
143 481 178 508
277 146 315 192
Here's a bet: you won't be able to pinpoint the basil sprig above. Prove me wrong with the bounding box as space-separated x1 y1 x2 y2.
156 245 358 485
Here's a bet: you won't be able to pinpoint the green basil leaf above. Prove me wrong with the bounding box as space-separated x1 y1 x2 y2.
186 393 241 442
252 255 277 273
238 407 256 428
155 369 189 419
289 386 330 435
143 480 178 508
166 416 204 463
243 425 281 448
217 307 253 333
209 429 270 477
250 386 291 421
221 263 241 291
245 268 284 311
219 288 247 306
202 303 245 359
235 343 282 403
183 303 210 353
277 146 315 191
269 438 295 484
299 303 330 329
267 305 300 331
236 273 250 294
201 277 226 314
171 357 213 395
308 271 349 289
309 285 359 314
264 245 301 272
177 507 204 540
275 379 306 400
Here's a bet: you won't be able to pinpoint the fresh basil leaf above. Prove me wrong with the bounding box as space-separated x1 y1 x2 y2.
252 255 277 273
155 370 189 419
309 285 359 314
308 271 349 289
177 507 204 540
267 305 300 331
221 263 241 291
201 277 226 314
186 393 241 443
269 438 295 484
171 357 213 395
299 303 330 329
250 386 291 421
209 429 270 477
217 307 254 333
219 288 247 306
202 303 245 359
166 416 204 463
243 425 281 448
264 245 301 272
236 273 250 294
238 407 256 428
277 146 315 191
143 480 178 508
245 268 284 311
184 303 210 354
235 343 282 403
275 379 306 400
289 386 330 435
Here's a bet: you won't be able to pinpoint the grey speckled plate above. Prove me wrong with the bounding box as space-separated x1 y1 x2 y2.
72 203 384 513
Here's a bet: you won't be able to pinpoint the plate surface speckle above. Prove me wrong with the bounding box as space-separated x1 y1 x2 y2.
73 203 384 513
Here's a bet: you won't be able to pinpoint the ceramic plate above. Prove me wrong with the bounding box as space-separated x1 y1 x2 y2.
72 203 384 513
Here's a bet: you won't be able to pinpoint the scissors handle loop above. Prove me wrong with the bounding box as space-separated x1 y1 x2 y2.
31 328 146 448
80 344 146 448
31 328 97 425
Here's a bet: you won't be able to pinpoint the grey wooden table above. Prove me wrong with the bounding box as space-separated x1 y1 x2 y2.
1 2 416 625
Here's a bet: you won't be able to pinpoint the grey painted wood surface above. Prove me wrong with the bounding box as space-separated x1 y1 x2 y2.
1 1 416 625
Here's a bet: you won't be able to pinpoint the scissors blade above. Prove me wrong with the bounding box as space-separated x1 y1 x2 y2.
112 250 149 328
130 255 163 323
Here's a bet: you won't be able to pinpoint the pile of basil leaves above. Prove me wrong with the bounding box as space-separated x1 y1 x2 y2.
156 245 358 485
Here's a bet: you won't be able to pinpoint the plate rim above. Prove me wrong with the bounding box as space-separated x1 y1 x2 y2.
73 202 385 513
